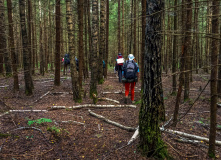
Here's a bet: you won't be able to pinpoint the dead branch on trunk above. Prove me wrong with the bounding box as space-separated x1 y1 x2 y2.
88 109 136 132
98 97 120 104
50 104 136 110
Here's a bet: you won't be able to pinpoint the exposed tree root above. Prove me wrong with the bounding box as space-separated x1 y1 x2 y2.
50 104 136 110
88 109 136 132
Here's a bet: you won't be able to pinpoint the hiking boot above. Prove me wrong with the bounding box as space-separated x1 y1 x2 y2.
124 97 128 104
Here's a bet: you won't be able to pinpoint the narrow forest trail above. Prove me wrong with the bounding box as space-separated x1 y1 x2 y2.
0 71 221 159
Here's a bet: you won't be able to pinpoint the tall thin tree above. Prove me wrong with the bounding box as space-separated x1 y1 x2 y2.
19 0 33 95
117 0 121 53
54 0 61 86
66 0 82 102
208 0 219 157
90 0 98 103
0 0 11 76
104 0 109 78
7 0 19 91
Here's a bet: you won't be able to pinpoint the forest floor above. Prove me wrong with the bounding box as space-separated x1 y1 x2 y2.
0 69 221 160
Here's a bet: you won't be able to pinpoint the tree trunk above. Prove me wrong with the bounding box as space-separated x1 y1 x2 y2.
7 0 19 91
87 0 92 70
105 0 109 79
66 0 82 102
133 0 137 59
117 0 121 53
184 0 192 101
54 0 61 86
218 18 221 97
208 0 219 157
172 0 177 94
84 0 89 78
98 0 105 84
141 0 146 89
139 0 168 158
19 0 33 95
78 0 84 89
0 0 11 76
90 0 98 104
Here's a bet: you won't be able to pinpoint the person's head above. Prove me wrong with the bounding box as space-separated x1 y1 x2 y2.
118 53 122 55
128 54 135 61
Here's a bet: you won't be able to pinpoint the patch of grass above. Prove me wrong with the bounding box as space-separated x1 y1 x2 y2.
135 99 142 104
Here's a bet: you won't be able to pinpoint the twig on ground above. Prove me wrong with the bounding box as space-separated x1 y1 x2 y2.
33 91 51 103
0 85 9 88
98 97 120 104
128 126 139 145
88 109 136 132
165 141 198 158
9 110 48 112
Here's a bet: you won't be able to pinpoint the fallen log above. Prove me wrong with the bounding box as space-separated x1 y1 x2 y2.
127 126 221 146
0 85 9 88
51 104 136 110
128 127 139 145
55 120 85 126
88 109 136 132
33 91 50 103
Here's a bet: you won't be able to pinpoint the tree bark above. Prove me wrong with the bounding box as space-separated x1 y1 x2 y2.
90 0 98 104
117 0 121 53
98 0 105 83
133 0 137 59
54 0 61 86
78 0 84 89
104 0 109 78
66 0 82 102
19 0 33 95
7 0 19 91
0 0 11 76
139 0 168 158
208 0 219 157
141 0 146 89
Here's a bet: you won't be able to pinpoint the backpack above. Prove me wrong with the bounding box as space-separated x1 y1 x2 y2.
124 60 137 80
103 60 105 68
117 55 124 66
64 54 70 65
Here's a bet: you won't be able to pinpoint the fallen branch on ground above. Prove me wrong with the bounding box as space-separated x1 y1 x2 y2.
9 110 48 112
127 125 221 146
128 127 139 145
50 104 136 110
33 91 51 103
88 109 136 132
98 97 120 104
0 85 9 88
55 120 85 126
102 91 122 94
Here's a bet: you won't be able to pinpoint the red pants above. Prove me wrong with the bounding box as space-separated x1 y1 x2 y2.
125 82 135 101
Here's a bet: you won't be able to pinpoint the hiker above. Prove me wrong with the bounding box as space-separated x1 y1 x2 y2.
63 53 70 75
122 54 139 104
116 53 124 82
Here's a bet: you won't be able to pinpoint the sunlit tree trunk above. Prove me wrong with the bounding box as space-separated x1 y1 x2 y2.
19 0 33 95
208 0 219 157
54 0 61 86
139 0 168 158
90 0 98 103
7 0 19 91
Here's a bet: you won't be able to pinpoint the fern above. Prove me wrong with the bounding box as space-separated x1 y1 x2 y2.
28 118 52 126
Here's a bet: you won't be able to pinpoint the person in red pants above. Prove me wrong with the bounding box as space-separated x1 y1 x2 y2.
122 54 139 104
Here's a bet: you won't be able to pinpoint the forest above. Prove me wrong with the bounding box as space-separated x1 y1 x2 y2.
0 0 220 159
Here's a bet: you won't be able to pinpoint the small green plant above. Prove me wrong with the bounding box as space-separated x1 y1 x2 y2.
163 97 168 100
135 99 142 104
47 125 61 135
28 118 52 126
